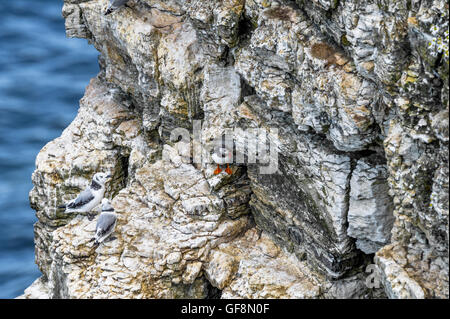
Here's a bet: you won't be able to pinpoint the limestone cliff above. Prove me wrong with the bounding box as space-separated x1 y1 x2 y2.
21 0 448 299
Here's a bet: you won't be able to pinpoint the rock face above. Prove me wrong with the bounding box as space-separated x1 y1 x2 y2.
21 0 448 298
347 155 394 254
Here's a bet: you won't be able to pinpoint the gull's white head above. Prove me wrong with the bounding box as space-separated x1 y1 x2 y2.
92 172 112 186
101 198 114 212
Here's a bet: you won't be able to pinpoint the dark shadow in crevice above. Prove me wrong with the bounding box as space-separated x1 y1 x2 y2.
236 14 255 45
219 45 234 67
204 277 222 299
109 153 130 200
239 77 256 103
120 154 129 184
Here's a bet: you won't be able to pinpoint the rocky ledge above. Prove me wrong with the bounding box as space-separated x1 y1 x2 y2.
20 0 448 299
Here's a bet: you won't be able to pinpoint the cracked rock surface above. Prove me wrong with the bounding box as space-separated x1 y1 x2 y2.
20 0 448 298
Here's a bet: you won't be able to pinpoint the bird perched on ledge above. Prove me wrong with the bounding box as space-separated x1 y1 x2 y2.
92 199 117 246
58 172 112 216
104 0 132 15
212 147 233 175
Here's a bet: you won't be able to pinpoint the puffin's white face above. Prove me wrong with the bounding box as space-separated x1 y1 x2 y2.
93 172 112 186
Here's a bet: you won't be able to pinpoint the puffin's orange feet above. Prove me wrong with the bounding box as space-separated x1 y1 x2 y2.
225 164 232 175
214 165 222 175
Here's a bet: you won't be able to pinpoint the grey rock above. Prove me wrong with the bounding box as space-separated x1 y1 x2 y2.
347 155 394 254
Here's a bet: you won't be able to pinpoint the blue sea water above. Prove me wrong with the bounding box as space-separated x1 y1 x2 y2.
0 0 99 298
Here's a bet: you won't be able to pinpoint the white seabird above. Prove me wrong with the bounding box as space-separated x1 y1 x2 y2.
104 0 131 15
58 172 111 215
212 147 233 175
93 199 117 246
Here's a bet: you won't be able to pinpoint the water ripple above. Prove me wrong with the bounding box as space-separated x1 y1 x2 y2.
0 0 99 298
